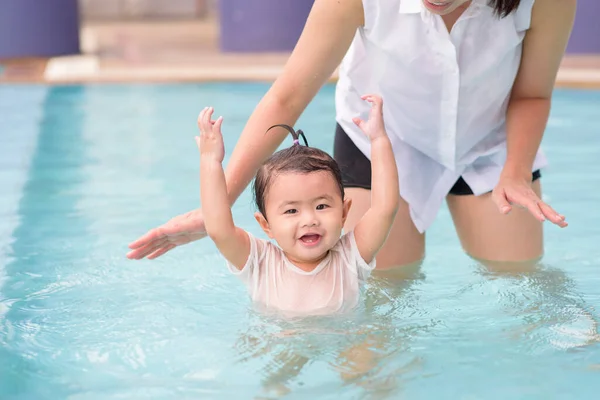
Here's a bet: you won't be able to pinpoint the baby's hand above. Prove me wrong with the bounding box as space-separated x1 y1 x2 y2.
196 106 225 163
352 94 387 141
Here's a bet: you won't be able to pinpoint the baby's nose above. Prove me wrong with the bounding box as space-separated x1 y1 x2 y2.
302 212 319 227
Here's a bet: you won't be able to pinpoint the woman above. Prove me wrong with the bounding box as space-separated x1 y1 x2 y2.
127 0 574 269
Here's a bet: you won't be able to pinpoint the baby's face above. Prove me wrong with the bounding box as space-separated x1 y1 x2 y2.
257 171 350 267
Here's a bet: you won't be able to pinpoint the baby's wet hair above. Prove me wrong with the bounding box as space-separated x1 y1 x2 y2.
253 125 345 219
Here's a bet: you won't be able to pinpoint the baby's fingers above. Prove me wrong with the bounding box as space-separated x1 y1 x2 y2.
361 94 383 109
203 107 215 130
213 116 224 135
198 107 211 134
197 107 206 131
352 116 367 132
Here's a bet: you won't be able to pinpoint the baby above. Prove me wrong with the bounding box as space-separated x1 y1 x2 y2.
197 95 399 315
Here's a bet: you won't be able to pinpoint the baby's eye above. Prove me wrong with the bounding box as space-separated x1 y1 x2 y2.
316 204 329 210
284 209 297 214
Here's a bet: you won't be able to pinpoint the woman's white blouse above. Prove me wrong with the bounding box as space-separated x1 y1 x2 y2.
335 0 546 232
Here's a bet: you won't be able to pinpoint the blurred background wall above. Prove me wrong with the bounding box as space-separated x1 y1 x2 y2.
0 0 81 58
79 0 213 19
0 0 598 59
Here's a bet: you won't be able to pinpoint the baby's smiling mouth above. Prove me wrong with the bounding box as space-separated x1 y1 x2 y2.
299 234 322 246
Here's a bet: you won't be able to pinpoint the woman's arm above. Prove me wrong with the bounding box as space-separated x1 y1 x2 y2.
223 0 364 203
492 0 576 227
127 0 364 259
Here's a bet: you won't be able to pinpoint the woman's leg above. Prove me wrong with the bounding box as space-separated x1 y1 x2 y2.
447 179 544 269
344 187 425 269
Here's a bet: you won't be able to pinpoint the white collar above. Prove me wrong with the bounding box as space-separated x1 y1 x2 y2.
399 0 422 14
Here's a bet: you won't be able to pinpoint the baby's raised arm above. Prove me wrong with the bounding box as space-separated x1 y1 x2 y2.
351 95 400 264
197 107 250 270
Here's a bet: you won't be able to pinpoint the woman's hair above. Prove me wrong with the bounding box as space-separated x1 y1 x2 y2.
253 124 345 219
490 0 521 17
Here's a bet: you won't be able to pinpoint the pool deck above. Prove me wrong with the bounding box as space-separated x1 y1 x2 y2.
1 19 600 88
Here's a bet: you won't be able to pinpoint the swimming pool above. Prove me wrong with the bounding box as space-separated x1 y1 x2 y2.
1 83 599 399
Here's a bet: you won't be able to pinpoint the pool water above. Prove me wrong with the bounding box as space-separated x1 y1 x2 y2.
1 84 600 399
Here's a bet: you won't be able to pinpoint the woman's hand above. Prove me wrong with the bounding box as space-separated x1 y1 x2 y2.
492 171 567 228
126 209 207 259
